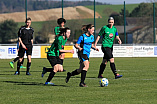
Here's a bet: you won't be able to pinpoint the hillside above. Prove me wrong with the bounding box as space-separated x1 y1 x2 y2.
0 6 101 22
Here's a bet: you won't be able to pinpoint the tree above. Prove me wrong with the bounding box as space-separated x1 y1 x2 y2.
0 19 18 43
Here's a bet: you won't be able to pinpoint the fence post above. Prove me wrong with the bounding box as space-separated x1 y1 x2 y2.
153 3 155 43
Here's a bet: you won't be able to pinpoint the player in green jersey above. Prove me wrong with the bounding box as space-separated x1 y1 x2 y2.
94 17 123 79
42 27 74 85
54 18 66 71
54 18 66 36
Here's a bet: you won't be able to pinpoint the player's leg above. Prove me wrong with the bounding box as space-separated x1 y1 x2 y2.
9 56 19 68
20 57 26 68
79 60 89 87
41 55 56 77
59 53 66 72
98 47 108 78
14 47 25 75
26 55 31 75
65 63 83 83
26 45 32 75
45 64 59 85
108 48 122 79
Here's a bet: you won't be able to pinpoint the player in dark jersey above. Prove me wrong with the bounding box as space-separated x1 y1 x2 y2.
94 17 122 79
65 24 99 87
54 18 66 72
14 17 34 75
42 27 74 85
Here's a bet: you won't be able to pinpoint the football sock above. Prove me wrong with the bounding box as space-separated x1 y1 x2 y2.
45 68 54 72
12 57 19 63
81 70 87 84
17 61 22 72
46 71 56 82
21 58 24 65
110 63 117 76
98 63 106 76
60 59 64 65
71 69 79 76
27 62 31 72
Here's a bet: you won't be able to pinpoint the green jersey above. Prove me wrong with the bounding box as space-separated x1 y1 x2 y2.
98 25 118 48
54 26 60 35
47 36 67 56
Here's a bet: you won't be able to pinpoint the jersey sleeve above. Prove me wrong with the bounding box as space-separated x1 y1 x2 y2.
115 28 119 36
18 28 22 38
31 28 34 39
98 26 105 36
54 26 60 35
76 36 83 44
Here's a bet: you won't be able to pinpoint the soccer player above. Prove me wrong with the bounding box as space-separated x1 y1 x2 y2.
54 18 66 71
14 17 34 75
54 18 66 36
9 41 26 69
94 17 123 79
42 27 74 85
65 24 99 87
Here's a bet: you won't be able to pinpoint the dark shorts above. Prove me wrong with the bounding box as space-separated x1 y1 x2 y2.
101 47 113 60
78 51 89 63
47 55 62 67
18 45 32 58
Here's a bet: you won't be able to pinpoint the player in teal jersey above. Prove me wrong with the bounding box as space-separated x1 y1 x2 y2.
54 18 66 71
54 18 66 36
94 17 123 79
42 27 74 85
65 24 99 87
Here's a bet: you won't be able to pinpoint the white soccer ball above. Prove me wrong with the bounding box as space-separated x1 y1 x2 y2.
99 78 109 87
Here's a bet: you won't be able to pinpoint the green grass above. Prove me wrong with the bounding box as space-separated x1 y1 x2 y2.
0 57 157 104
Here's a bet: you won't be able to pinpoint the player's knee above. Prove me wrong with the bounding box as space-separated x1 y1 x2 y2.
110 58 114 63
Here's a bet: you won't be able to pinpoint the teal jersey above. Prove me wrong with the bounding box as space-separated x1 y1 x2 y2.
54 26 60 35
98 25 118 48
47 36 67 56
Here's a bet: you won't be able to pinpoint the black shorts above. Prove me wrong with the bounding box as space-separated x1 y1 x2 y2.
101 47 113 60
18 45 32 58
78 51 89 63
47 55 62 67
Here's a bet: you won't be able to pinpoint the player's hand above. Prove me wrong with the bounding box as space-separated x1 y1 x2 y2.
78 48 83 51
70 49 74 54
118 39 122 44
96 48 99 51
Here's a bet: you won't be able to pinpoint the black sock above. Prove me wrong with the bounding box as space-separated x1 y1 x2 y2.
110 63 117 76
60 59 63 65
21 58 24 65
12 57 19 63
81 70 87 84
27 62 31 72
46 71 56 82
17 61 22 72
98 63 106 76
71 69 79 76
45 68 54 72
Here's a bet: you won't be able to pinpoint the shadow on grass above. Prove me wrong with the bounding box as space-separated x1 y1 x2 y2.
2 81 68 87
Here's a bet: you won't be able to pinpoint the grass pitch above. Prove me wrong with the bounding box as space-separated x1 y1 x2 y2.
0 57 157 104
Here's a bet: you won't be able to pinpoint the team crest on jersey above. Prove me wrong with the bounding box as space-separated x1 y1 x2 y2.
91 37 93 40
109 33 113 38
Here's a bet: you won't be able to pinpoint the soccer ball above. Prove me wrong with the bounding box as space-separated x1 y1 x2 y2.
99 78 109 87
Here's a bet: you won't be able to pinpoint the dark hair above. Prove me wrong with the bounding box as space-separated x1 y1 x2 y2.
57 18 66 25
25 17 31 23
57 27 70 37
82 24 94 32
